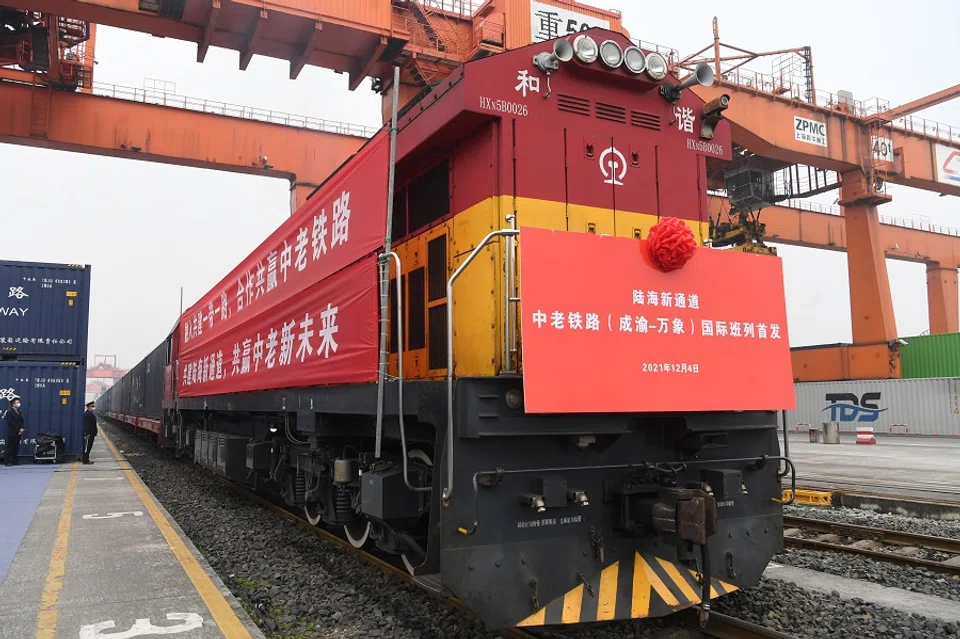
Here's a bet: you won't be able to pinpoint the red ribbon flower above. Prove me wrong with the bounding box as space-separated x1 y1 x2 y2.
647 217 697 272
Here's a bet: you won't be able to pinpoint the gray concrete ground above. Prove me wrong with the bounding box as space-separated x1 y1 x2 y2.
763 561 960 622
0 436 265 639
781 432 960 503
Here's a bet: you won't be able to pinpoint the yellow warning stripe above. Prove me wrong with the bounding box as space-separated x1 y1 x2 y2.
514 551 741 627
35 463 79 639
639 554 679 606
101 432 255 639
561 584 584 624
656 556 702 604
597 560 619 620
630 554 651 618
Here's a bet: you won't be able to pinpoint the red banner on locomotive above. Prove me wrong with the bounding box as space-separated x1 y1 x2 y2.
179 130 390 359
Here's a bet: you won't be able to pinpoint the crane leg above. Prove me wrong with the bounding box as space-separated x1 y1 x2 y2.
926 263 959 334
840 170 898 345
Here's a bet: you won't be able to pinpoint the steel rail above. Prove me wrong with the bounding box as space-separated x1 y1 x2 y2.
784 515 960 575
674 608 802 639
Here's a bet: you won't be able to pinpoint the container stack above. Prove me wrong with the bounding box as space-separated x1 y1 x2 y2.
1 260 91 461
788 332 960 438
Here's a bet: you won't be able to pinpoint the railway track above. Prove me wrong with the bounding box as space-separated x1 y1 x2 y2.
176 453 800 639
783 515 960 575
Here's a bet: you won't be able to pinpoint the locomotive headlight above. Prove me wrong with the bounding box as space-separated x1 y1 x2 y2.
645 52 668 80
572 34 598 64
598 40 623 69
622 46 646 74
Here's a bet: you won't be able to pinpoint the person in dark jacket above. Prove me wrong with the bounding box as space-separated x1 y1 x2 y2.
82 401 98 464
5 395 24 466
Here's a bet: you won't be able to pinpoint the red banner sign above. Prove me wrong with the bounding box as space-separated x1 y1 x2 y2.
518 226 795 413
179 129 389 358
178 256 379 397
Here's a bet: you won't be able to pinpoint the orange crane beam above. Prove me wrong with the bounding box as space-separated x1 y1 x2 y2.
0 78 375 209
868 84 960 123
0 0 413 82
692 82 960 198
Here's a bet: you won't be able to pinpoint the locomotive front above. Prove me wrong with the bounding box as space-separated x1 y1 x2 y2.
421 30 797 629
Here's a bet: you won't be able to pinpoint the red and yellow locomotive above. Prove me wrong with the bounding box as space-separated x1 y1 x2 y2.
99 29 795 630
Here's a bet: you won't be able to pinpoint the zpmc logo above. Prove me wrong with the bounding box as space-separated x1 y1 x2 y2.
821 392 887 422
599 146 627 186
942 150 960 184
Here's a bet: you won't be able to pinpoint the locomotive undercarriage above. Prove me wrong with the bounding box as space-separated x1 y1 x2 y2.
162 376 790 630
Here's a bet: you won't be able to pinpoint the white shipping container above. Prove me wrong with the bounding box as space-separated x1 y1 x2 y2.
785 378 960 437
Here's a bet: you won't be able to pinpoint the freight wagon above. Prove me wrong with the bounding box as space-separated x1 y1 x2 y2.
787 377 960 437
0 260 91 362
0 361 85 459
98 30 798 631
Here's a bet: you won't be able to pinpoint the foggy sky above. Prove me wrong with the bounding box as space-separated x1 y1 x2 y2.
1 0 957 369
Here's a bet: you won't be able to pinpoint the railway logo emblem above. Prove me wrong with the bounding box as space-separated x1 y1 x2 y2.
599 146 627 186
0 388 17 402
8 286 28 299
821 392 887 422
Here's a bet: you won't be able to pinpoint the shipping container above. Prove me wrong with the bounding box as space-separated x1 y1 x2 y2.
0 361 86 459
899 333 960 379
0 260 91 362
785 377 960 437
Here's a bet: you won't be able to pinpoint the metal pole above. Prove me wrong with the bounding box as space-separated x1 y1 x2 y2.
375 65 401 460
781 409 790 459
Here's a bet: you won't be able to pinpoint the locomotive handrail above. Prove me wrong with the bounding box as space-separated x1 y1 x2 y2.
381 251 430 494
443 228 520 507
502 214 519 374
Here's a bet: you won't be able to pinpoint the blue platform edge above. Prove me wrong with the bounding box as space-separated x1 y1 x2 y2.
0 465 57 583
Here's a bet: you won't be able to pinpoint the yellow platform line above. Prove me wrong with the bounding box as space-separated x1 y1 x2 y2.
101 432 254 639
35 462 78 639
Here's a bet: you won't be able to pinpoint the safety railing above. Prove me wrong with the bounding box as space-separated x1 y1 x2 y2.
90 82 380 138
783 199 960 237
417 0 485 16
638 39 680 68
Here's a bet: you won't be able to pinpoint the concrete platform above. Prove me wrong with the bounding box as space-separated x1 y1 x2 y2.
782 432 960 504
0 432 265 639
763 562 960 623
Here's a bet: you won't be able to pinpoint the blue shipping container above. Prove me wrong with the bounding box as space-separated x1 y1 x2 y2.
0 362 85 460
0 260 91 361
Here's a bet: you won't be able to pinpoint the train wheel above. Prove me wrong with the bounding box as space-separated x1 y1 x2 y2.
344 520 372 548
304 502 323 526
401 550 426 577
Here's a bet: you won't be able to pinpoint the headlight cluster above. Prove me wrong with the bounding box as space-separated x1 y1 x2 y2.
573 35 667 80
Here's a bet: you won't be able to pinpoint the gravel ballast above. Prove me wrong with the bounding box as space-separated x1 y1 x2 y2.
785 504 960 541
100 421 960 639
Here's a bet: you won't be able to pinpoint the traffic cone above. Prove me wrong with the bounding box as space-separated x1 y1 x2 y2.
855 425 877 444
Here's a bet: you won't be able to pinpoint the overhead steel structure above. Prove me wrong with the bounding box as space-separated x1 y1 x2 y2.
1 0 959 382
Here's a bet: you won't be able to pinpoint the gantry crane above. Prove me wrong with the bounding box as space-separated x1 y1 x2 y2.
1 0 959 384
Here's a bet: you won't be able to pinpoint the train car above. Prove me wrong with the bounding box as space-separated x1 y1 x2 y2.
98 29 796 631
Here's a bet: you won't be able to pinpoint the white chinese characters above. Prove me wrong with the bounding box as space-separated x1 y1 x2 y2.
182 189 354 346
529 308 783 342
674 106 695 134
632 289 699 309
515 70 540 98
181 303 342 389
